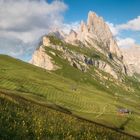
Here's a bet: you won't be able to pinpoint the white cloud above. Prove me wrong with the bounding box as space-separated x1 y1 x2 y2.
62 21 80 34
1 1 140 60
106 22 119 36
107 17 140 49
117 37 136 48
107 16 140 36
106 16 140 36
0 0 67 59
117 16 140 31
0 36 38 61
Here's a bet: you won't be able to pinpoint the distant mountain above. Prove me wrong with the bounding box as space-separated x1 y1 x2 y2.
121 45 140 74
31 11 131 81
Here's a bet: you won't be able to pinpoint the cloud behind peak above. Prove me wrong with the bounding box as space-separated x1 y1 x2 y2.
0 0 67 60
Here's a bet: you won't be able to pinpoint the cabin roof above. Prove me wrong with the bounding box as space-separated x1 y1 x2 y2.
118 109 130 113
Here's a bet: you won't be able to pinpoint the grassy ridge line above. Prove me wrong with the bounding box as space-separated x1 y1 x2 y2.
1 89 139 140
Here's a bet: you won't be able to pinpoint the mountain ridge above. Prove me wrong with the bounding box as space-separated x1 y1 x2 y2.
65 11 122 59
0 53 140 138
31 11 132 81
121 44 140 75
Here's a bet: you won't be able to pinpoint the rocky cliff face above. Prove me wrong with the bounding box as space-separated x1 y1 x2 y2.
65 11 122 59
31 11 131 80
31 46 54 70
121 45 140 74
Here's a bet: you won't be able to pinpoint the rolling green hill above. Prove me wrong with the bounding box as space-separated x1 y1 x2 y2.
0 90 138 140
0 54 140 139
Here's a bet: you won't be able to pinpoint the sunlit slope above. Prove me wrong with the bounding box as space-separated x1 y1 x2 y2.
0 91 138 140
0 55 140 137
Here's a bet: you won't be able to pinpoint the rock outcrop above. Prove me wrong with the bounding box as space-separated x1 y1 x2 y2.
31 46 55 70
65 30 78 44
42 36 51 46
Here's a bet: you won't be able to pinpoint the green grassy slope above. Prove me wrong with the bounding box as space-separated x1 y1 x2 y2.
0 54 140 138
0 90 138 140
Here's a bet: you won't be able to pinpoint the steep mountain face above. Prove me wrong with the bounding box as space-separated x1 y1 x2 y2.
121 45 140 74
65 11 122 59
31 11 130 80
31 46 55 71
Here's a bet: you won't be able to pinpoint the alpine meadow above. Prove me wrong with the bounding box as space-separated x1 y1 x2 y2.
0 0 140 140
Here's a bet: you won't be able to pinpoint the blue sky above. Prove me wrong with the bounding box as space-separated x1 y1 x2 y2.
62 0 140 24
62 0 140 44
0 0 140 60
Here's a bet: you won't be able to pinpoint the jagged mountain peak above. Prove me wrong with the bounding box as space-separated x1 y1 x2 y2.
87 11 104 30
88 10 97 16
87 11 112 39
48 30 66 40
31 11 132 81
87 11 100 24
65 11 123 59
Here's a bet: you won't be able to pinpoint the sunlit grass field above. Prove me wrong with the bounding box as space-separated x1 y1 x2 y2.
0 91 138 140
0 54 140 139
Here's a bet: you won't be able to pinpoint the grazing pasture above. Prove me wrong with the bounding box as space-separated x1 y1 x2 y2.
0 55 140 139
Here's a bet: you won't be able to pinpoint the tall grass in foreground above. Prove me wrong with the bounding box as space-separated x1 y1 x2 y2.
0 92 137 140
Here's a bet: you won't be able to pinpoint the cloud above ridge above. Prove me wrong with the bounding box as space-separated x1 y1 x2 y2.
107 16 140 48
117 16 140 31
117 37 136 48
0 0 140 60
107 16 140 37
0 0 67 60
